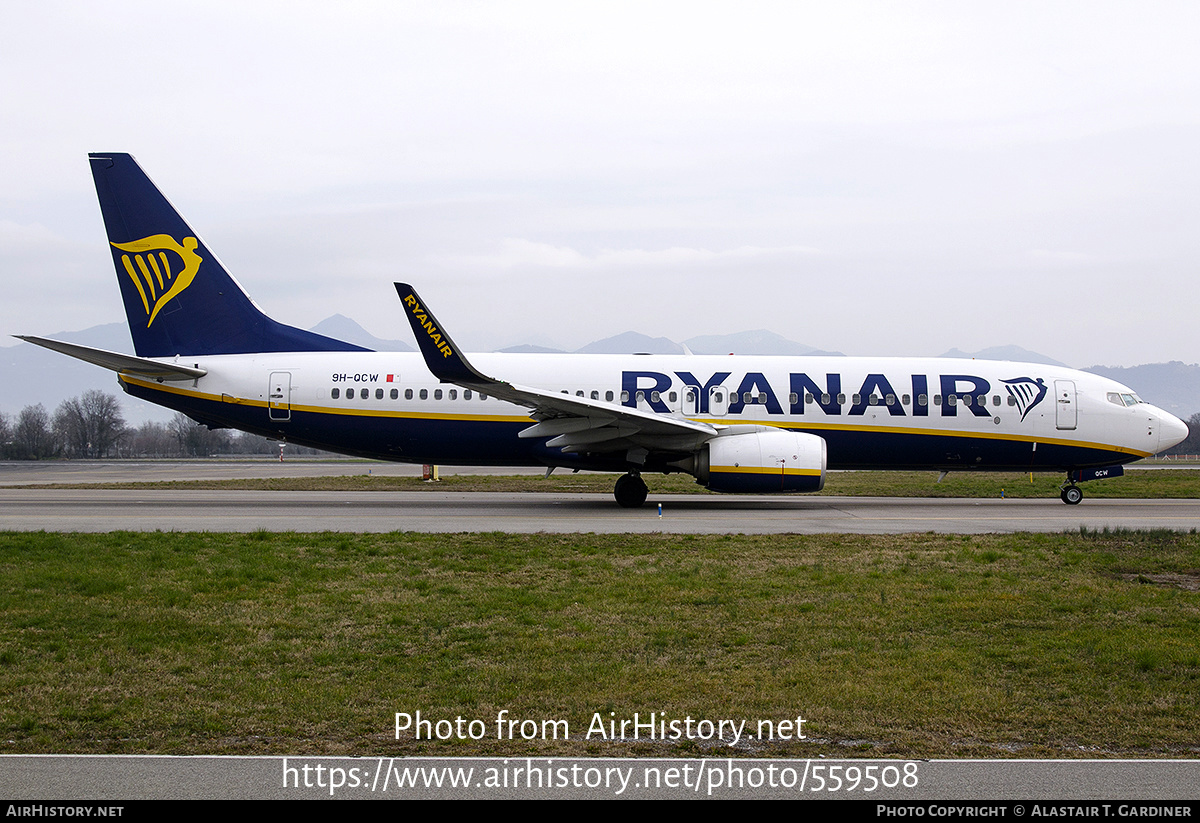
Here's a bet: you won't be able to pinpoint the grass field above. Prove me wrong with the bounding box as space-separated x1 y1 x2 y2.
2 529 1198 758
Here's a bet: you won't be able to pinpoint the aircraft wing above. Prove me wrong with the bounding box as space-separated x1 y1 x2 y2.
14 335 208 380
394 283 718 456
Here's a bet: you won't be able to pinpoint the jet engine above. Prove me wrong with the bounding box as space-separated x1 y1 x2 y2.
694 429 827 493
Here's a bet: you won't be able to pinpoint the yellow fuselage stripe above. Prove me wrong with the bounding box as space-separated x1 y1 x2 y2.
119 375 1149 457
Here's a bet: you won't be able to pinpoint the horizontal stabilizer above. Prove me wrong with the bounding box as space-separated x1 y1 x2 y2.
14 336 207 380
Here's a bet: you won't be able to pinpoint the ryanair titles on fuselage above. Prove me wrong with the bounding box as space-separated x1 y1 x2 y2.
621 369 1048 419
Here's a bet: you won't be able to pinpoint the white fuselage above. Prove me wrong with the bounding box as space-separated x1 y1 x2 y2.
118 351 1183 472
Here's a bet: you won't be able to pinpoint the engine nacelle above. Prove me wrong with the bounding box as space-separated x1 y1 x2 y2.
697 430 827 493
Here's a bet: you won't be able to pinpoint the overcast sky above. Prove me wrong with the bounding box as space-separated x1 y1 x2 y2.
2 1 1197 368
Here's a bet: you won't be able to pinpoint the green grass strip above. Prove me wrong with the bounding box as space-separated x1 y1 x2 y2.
2 530 1198 758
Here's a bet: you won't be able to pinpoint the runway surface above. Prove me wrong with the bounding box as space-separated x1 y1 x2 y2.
4 489 1200 534
3 461 1197 533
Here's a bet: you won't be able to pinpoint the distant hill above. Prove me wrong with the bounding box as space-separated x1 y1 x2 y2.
497 344 568 354
683 329 843 356
939 345 1068 367
308 315 414 352
575 332 684 355
539 328 842 356
935 348 1198 416
1083 362 1200 419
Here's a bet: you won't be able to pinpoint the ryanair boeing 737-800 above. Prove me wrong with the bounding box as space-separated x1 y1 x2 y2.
18 153 1190 507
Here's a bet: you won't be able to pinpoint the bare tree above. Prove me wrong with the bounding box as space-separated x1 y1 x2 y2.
127 420 178 457
0 411 11 458
53 391 126 458
12 404 56 459
170 412 230 457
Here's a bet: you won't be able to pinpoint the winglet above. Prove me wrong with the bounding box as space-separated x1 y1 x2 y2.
394 283 493 385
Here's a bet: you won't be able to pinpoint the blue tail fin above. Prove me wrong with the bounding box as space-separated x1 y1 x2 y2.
89 152 367 357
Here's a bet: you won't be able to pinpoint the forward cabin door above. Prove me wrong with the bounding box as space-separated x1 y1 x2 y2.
1054 380 1077 431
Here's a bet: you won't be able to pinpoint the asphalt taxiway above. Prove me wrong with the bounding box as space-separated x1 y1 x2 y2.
3 488 1199 534
2 461 1197 534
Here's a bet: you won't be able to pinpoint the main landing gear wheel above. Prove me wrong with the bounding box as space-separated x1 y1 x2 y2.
1060 485 1083 505
614 473 648 509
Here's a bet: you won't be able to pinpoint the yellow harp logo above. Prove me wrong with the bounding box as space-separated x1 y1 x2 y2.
111 234 203 327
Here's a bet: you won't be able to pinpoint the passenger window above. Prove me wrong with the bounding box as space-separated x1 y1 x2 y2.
917 394 927 406
419 389 428 400
449 389 457 400
821 393 830 404
390 389 398 400
992 395 1000 406
405 389 413 400
576 390 584 397
651 391 660 403
606 391 614 402
901 394 910 405
434 389 443 400
331 388 340 399
934 395 942 405
375 388 383 400
669 391 677 403
464 389 472 400
591 391 599 400
837 393 846 404
852 394 861 405
948 395 957 406
805 393 813 404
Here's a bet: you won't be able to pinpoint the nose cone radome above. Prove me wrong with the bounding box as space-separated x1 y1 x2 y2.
1159 410 1190 453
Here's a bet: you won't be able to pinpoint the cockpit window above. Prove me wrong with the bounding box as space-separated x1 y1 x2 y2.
1108 392 1143 407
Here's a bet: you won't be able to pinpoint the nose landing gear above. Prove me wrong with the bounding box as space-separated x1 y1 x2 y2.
1058 466 1124 504
1060 484 1083 505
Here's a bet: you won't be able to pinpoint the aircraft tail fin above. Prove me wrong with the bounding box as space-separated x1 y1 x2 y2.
89 153 367 357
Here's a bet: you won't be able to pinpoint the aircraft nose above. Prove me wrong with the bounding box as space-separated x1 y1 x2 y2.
1159 410 1190 453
